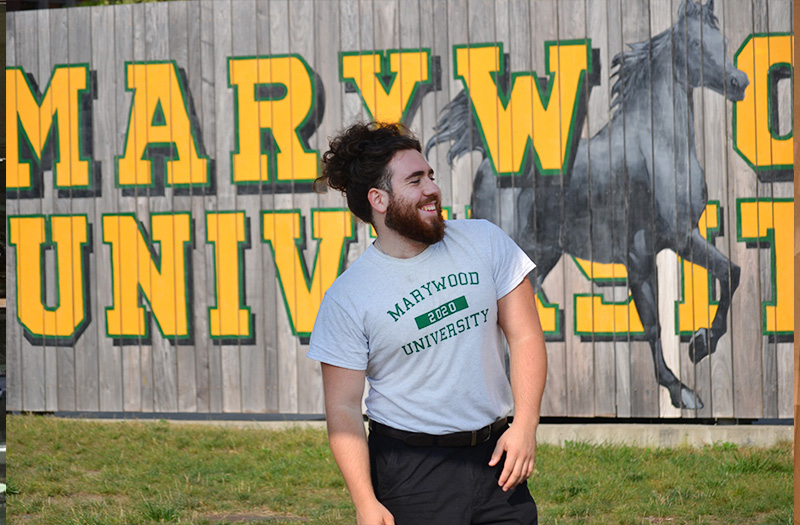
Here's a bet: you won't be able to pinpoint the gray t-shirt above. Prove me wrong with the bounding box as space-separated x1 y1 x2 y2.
307 219 535 434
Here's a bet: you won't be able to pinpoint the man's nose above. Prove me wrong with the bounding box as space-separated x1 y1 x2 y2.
422 177 441 196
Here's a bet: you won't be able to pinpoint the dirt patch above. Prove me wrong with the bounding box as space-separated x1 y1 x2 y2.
200 509 308 523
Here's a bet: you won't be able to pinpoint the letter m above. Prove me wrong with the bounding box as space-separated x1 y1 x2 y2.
6 65 94 197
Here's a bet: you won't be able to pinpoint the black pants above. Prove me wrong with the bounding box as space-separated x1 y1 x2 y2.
368 425 538 524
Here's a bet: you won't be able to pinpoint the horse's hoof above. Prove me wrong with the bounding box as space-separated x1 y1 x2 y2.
668 384 705 410
690 328 710 363
679 387 704 410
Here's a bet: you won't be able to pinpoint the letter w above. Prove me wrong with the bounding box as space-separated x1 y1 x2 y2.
453 41 591 176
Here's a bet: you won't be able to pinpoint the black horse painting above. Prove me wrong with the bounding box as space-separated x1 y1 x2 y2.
426 0 749 409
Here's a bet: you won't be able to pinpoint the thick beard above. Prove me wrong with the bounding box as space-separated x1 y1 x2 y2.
384 194 446 245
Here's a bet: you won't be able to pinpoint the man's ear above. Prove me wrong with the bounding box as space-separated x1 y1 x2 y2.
368 188 389 215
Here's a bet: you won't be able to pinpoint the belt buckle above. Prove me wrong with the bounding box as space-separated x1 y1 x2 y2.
470 430 478 447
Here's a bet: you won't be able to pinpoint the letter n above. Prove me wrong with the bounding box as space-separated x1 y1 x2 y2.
8 215 91 344
6 65 94 198
262 209 354 342
103 213 193 343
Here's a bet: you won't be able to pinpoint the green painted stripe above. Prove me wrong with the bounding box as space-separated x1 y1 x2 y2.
415 296 469 329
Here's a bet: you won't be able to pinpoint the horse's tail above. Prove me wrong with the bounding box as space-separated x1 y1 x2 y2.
424 90 485 165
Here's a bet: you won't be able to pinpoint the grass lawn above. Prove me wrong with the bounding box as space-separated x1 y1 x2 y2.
7 415 792 524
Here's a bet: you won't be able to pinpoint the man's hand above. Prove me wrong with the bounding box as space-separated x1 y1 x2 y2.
494 278 546 492
356 498 395 525
488 423 537 492
322 364 394 525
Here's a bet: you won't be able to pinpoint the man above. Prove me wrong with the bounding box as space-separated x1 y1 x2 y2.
308 122 547 524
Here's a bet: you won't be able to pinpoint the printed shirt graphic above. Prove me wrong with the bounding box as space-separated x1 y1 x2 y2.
308 219 535 434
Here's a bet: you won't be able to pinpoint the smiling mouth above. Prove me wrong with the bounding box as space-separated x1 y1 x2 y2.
419 203 438 212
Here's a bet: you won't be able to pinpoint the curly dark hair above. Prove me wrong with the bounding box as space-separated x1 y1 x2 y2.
316 122 422 224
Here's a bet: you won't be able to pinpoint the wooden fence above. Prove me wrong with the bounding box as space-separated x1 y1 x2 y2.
5 0 794 419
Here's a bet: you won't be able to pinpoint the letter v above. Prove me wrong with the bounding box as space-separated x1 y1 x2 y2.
262 209 355 340
340 49 432 123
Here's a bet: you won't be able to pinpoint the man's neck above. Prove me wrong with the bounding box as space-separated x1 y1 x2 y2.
373 226 429 259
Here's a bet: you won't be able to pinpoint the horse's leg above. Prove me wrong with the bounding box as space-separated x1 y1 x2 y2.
677 228 741 363
471 157 500 225
627 230 704 410
516 185 563 302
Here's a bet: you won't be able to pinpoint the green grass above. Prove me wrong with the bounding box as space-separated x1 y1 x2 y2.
7 415 792 524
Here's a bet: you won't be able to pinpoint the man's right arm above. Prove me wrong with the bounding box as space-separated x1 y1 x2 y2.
322 363 394 525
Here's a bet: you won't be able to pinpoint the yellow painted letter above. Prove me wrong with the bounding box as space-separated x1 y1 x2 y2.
7 66 92 192
573 259 645 337
737 199 793 336
228 56 319 185
8 215 90 342
676 204 720 334
262 209 354 339
340 49 432 123
734 34 794 178
453 41 591 176
103 213 193 341
207 212 252 340
116 62 209 188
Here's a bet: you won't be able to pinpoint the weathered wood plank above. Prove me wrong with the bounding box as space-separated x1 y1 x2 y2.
765 0 794 420
253 0 280 413
5 5 21 414
142 0 179 413
521 0 568 417
231 0 267 414
91 4 124 412
288 0 325 415
211 0 242 413
6 4 22 412
697 0 735 419
200 0 224 413
184 0 210 414
167 0 199 413
63 6 101 412
13 10 47 413
582 0 618 418
34 8 59 413
617 0 658 418
113 3 143 412
726 0 766 418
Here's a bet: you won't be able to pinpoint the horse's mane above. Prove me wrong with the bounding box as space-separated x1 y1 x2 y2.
609 1 719 111
424 90 485 166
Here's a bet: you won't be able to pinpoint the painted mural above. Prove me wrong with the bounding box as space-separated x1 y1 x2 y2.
4 0 794 418
427 0 745 410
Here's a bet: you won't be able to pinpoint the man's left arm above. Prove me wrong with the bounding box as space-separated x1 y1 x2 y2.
490 277 548 492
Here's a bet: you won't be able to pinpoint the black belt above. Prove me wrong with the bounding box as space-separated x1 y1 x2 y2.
368 417 508 447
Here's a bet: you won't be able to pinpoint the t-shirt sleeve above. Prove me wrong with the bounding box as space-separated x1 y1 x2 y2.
485 221 536 299
307 294 369 371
